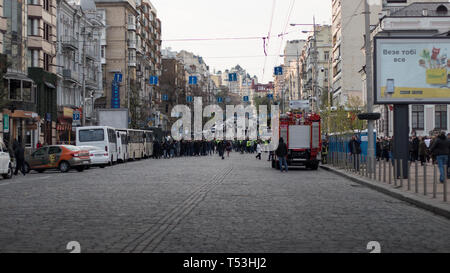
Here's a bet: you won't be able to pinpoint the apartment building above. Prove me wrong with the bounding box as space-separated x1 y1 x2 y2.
331 0 382 106
1 0 58 148
160 57 186 127
94 0 161 129
0 0 5 53
301 25 332 109
55 0 104 143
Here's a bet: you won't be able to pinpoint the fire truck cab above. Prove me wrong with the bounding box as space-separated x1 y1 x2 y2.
271 111 322 170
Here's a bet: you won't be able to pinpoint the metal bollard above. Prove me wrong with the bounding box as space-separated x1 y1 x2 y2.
444 165 448 202
378 159 382 182
407 161 411 191
394 159 398 187
399 159 403 188
415 161 418 194
388 159 392 184
383 160 386 183
433 163 437 199
423 164 427 196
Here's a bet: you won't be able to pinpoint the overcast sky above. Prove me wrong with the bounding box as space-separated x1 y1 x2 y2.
152 0 332 83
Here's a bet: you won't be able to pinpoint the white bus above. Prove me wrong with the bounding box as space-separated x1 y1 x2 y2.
76 126 118 165
144 130 154 158
116 130 129 163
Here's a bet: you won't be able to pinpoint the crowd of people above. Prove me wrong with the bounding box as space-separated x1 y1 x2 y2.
151 138 265 160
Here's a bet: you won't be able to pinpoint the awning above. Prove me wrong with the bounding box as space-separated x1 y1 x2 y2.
44 82 56 89
3 71 34 82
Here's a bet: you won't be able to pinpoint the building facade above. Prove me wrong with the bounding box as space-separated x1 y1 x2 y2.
56 0 104 144
367 1 450 137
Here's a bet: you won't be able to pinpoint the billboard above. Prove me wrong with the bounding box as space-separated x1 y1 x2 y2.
374 37 450 104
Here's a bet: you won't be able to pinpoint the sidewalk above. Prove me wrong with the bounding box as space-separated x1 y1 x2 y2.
321 161 450 220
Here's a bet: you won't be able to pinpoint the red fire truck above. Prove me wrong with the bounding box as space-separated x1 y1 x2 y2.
271 111 322 170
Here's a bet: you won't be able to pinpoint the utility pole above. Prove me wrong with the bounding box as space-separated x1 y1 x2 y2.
364 0 375 173
311 16 318 112
82 29 86 126
296 50 300 100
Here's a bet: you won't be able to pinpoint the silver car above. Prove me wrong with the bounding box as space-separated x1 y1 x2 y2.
77 146 110 168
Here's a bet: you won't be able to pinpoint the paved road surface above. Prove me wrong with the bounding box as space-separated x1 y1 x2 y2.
0 153 449 253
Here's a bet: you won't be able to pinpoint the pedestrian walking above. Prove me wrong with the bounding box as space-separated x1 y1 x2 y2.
13 139 26 176
419 136 427 166
430 132 449 183
255 141 262 160
276 138 288 172
348 135 362 171
226 141 232 157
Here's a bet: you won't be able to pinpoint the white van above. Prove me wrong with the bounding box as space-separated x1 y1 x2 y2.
76 126 118 165
0 140 13 179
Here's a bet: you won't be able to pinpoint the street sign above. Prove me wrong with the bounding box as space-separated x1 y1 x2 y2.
187 96 193 103
3 114 9 133
73 111 81 126
45 113 52 122
188 76 198 85
243 96 249 102
225 97 231 103
217 97 223 103
162 94 168 101
267 94 274 99
274 66 283 76
114 73 123 83
228 73 237 82
149 76 158 85
111 81 120 109
289 100 310 110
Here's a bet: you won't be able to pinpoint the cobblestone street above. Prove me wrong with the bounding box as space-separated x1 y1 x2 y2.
0 153 449 253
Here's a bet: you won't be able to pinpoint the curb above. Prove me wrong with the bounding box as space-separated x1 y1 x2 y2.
320 165 450 220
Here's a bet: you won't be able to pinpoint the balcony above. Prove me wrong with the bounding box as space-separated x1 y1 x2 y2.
128 56 137 67
61 36 78 51
128 23 136 31
63 69 79 83
127 39 136 49
0 17 6 33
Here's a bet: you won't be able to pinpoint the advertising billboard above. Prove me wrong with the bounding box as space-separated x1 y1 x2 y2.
374 37 450 104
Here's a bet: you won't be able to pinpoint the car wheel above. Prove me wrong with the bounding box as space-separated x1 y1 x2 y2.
2 165 13 179
59 161 70 173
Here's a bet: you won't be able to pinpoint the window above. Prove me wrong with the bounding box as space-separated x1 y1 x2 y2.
43 53 51 71
28 49 39 67
412 105 424 130
27 18 39 36
435 105 447 130
324 51 330 61
43 0 50 12
78 129 105 142
9 79 21 100
22 81 32 102
101 46 105 58
33 147 48 157
48 146 61 154
43 23 52 42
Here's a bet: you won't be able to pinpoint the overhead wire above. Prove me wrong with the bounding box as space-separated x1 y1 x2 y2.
262 0 277 83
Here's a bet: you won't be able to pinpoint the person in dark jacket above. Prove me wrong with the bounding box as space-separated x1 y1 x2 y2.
376 138 382 161
430 132 449 183
411 135 419 162
218 141 225 160
276 138 288 172
14 139 26 176
348 135 362 171
418 136 427 166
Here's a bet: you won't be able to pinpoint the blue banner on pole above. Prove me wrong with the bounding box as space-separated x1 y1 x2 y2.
112 81 120 108
228 73 237 82
162 94 168 101
267 94 273 99
217 97 223 103
187 96 193 103
243 96 249 102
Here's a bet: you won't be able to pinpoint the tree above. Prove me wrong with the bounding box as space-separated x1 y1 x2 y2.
0 55 11 111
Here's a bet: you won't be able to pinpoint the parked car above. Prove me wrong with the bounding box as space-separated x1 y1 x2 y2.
24 145 91 173
0 140 13 179
77 146 109 168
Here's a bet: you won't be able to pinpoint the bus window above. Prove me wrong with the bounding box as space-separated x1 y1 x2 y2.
78 129 104 142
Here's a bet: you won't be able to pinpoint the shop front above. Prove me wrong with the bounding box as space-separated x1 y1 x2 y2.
56 106 75 145
2 109 41 151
